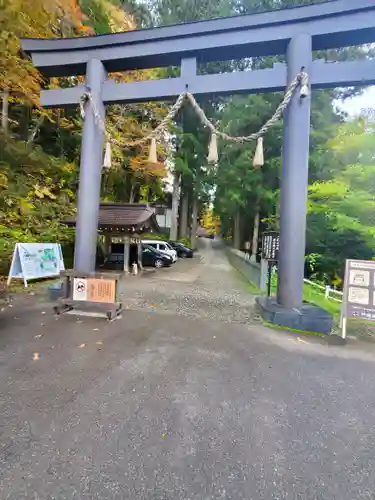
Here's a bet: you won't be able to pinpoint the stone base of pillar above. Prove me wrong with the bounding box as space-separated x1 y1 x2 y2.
326 334 347 346
255 296 333 335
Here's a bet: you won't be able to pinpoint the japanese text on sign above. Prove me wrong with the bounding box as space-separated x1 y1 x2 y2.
7 243 65 287
88 278 116 303
343 259 375 322
262 232 280 261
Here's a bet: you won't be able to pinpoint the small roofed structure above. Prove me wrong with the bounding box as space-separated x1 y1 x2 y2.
65 203 159 234
64 203 160 273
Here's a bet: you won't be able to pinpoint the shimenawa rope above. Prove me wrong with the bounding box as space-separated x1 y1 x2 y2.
79 70 309 167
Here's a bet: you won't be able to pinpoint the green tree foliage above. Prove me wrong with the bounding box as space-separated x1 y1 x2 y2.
306 119 375 282
211 0 374 280
0 132 76 271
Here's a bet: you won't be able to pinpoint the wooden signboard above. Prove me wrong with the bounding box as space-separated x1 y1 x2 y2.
261 231 280 262
56 270 122 320
87 278 116 303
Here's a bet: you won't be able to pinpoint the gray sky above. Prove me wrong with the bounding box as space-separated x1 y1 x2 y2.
339 86 375 116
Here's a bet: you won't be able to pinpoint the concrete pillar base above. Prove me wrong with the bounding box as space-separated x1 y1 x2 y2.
326 334 347 346
256 296 333 335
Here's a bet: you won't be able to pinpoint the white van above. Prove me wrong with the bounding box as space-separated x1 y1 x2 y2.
142 240 177 262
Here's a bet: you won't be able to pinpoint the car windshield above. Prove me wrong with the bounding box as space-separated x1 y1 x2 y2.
164 242 173 250
143 244 157 253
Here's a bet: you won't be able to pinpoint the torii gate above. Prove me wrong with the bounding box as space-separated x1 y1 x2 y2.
21 0 375 331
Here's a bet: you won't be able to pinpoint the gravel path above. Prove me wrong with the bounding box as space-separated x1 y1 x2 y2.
120 239 258 324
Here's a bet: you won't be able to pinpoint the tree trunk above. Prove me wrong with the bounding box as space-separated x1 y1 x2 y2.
250 208 260 262
233 212 241 249
179 189 189 239
1 90 9 134
169 172 180 241
190 196 199 250
27 115 45 145
129 182 136 203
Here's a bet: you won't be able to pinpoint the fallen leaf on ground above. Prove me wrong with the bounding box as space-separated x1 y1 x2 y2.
78 343 87 348
34 334 43 339
162 433 166 438
33 352 40 360
297 337 309 344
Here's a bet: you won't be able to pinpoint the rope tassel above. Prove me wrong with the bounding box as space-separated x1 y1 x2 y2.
103 141 112 169
299 71 309 98
207 132 218 165
148 137 158 164
252 137 264 168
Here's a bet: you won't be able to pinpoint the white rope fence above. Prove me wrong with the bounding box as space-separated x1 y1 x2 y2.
79 70 309 168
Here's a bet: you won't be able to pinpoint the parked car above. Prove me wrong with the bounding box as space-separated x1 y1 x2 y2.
105 243 172 269
142 239 177 262
168 241 194 258
142 244 173 268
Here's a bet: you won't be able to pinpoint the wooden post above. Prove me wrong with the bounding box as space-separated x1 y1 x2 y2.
123 235 130 274
104 234 111 259
137 236 143 271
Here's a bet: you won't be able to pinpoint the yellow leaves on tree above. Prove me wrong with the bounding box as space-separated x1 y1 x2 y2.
87 1 169 182
33 184 57 200
0 0 90 103
100 0 136 32
129 156 166 178
200 207 220 235
1 0 169 194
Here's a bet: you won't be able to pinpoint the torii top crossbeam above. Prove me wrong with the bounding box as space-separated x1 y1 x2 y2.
21 0 375 76
21 0 375 108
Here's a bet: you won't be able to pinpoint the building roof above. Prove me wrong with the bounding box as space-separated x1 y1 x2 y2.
64 203 160 233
